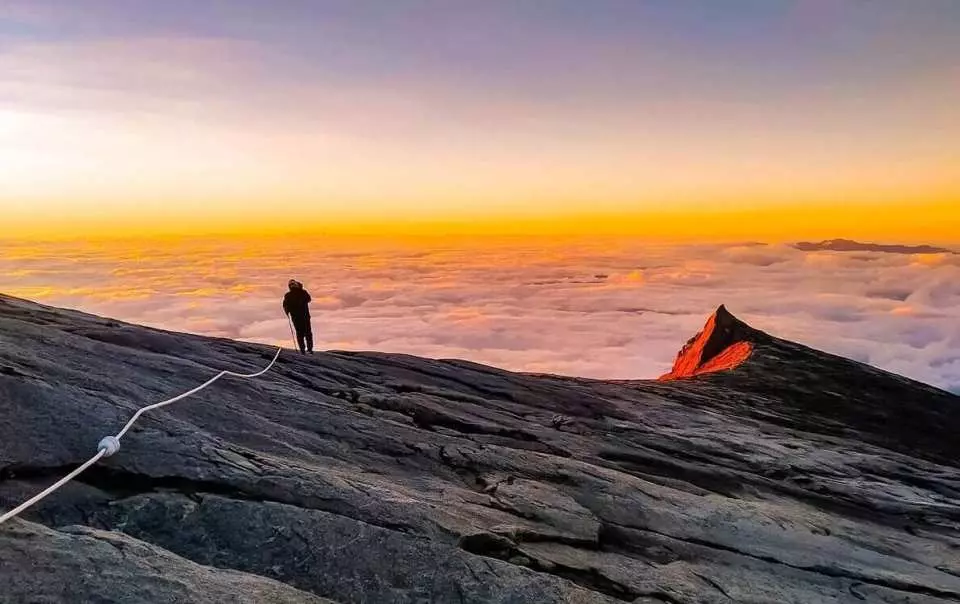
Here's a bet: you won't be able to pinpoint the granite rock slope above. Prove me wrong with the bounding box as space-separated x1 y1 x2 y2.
1 293 958 603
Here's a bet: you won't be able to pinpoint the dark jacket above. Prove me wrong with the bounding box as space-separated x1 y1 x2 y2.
283 288 311 319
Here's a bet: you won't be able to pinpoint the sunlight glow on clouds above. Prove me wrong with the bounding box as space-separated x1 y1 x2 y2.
0 237 957 392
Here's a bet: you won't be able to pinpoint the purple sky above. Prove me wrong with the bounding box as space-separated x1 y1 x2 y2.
2 1 958 234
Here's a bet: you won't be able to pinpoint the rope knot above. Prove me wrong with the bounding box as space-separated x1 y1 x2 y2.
97 436 121 457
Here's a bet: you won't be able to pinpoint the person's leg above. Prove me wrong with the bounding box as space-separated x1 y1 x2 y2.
304 319 314 354
293 317 307 354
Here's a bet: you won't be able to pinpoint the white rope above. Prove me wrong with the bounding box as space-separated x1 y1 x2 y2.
0 345 283 526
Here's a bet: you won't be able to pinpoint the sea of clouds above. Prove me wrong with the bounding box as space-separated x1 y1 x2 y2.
1 237 957 392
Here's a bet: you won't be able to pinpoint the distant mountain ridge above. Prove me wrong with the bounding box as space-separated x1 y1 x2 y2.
794 238 955 254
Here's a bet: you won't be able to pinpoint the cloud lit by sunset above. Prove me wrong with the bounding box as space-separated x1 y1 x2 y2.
2 237 958 391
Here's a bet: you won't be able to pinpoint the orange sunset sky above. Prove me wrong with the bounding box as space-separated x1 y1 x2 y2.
1 1 958 242
1 2 959 392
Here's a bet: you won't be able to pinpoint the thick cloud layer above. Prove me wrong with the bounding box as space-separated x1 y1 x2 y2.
1 237 958 392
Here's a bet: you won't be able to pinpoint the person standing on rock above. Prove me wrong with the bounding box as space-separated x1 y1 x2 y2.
283 279 313 354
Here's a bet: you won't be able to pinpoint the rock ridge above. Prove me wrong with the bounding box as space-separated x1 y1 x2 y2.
659 305 757 380
1 293 959 603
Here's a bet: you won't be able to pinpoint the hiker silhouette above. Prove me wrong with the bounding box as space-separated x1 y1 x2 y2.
283 279 313 354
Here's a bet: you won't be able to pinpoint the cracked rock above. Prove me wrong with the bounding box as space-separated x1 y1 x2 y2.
1 294 959 603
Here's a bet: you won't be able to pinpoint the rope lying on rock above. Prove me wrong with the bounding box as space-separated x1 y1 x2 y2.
0 345 283 526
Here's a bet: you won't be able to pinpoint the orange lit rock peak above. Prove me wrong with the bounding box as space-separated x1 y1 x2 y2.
659 305 755 380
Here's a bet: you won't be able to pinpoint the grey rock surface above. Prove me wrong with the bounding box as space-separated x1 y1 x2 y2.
1 293 959 603
0 519 334 603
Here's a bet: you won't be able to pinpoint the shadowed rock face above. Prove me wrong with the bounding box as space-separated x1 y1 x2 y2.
1 293 959 603
0 521 334 603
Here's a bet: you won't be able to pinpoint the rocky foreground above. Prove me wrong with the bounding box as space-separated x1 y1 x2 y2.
1 294 959 603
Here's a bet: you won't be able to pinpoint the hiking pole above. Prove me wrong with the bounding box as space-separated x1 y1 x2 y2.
286 313 299 352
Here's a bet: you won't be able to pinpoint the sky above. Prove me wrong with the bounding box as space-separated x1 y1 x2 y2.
1 3 958 389
1 237 958 392
1 0 959 239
